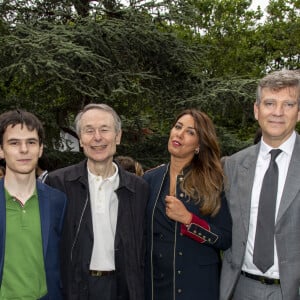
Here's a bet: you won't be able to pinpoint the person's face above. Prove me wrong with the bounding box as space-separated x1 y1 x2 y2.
168 114 199 161
0 124 43 176
79 109 122 165
254 87 300 148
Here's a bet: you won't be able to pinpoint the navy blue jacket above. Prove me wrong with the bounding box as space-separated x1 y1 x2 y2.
0 179 67 299
144 163 232 300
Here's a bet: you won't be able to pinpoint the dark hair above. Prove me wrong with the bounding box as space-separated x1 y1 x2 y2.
0 165 5 177
173 109 224 216
38 153 50 170
115 156 136 173
0 109 44 146
115 155 144 176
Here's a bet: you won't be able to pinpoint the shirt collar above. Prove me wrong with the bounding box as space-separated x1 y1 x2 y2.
88 162 119 183
260 131 296 158
5 188 37 207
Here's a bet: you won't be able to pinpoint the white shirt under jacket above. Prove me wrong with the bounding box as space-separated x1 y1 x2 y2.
242 131 295 279
88 162 119 271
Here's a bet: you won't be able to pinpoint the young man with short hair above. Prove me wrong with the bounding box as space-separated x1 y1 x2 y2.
0 109 67 299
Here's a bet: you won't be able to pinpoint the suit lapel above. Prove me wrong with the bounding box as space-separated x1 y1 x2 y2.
37 182 50 258
276 136 300 223
237 146 259 233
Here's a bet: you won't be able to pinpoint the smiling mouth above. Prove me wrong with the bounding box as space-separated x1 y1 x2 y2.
91 145 107 150
269 121 284 125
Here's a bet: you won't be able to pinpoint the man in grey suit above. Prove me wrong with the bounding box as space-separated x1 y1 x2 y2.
220 69 300 300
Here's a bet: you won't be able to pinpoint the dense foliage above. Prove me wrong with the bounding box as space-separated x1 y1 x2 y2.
0 0 300 169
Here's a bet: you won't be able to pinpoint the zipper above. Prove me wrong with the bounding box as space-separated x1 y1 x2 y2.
70 195 89 262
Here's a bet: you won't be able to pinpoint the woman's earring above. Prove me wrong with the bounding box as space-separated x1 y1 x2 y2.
194 148 199 155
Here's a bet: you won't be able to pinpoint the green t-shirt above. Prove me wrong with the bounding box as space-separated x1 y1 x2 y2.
0 189 47 299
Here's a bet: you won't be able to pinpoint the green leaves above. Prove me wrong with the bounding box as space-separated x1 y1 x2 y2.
1 0 300 169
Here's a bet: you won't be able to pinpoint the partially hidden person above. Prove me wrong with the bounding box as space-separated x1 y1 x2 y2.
115 155 144 176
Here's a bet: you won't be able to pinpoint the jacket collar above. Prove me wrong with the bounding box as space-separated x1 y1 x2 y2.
61 158 137 193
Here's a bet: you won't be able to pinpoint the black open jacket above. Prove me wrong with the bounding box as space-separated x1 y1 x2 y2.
46 159 149 300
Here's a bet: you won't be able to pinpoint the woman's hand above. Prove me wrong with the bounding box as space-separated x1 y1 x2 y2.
165 195 192 225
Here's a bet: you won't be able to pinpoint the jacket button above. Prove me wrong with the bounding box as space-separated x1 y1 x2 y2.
178 251 183 256
177 289 182 293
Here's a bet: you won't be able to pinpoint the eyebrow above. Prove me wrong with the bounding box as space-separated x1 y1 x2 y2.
177 121 196 130
262 98 297 102
83 124 111 128
7 137 39 142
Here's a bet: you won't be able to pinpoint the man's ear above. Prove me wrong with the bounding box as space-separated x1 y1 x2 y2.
38 144 44 158
254 102 259 121
116 130 122 145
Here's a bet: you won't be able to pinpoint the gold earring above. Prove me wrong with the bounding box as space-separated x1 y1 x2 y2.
195 148 199 155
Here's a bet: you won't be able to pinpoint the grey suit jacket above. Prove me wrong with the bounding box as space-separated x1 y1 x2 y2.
220 134 300 300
